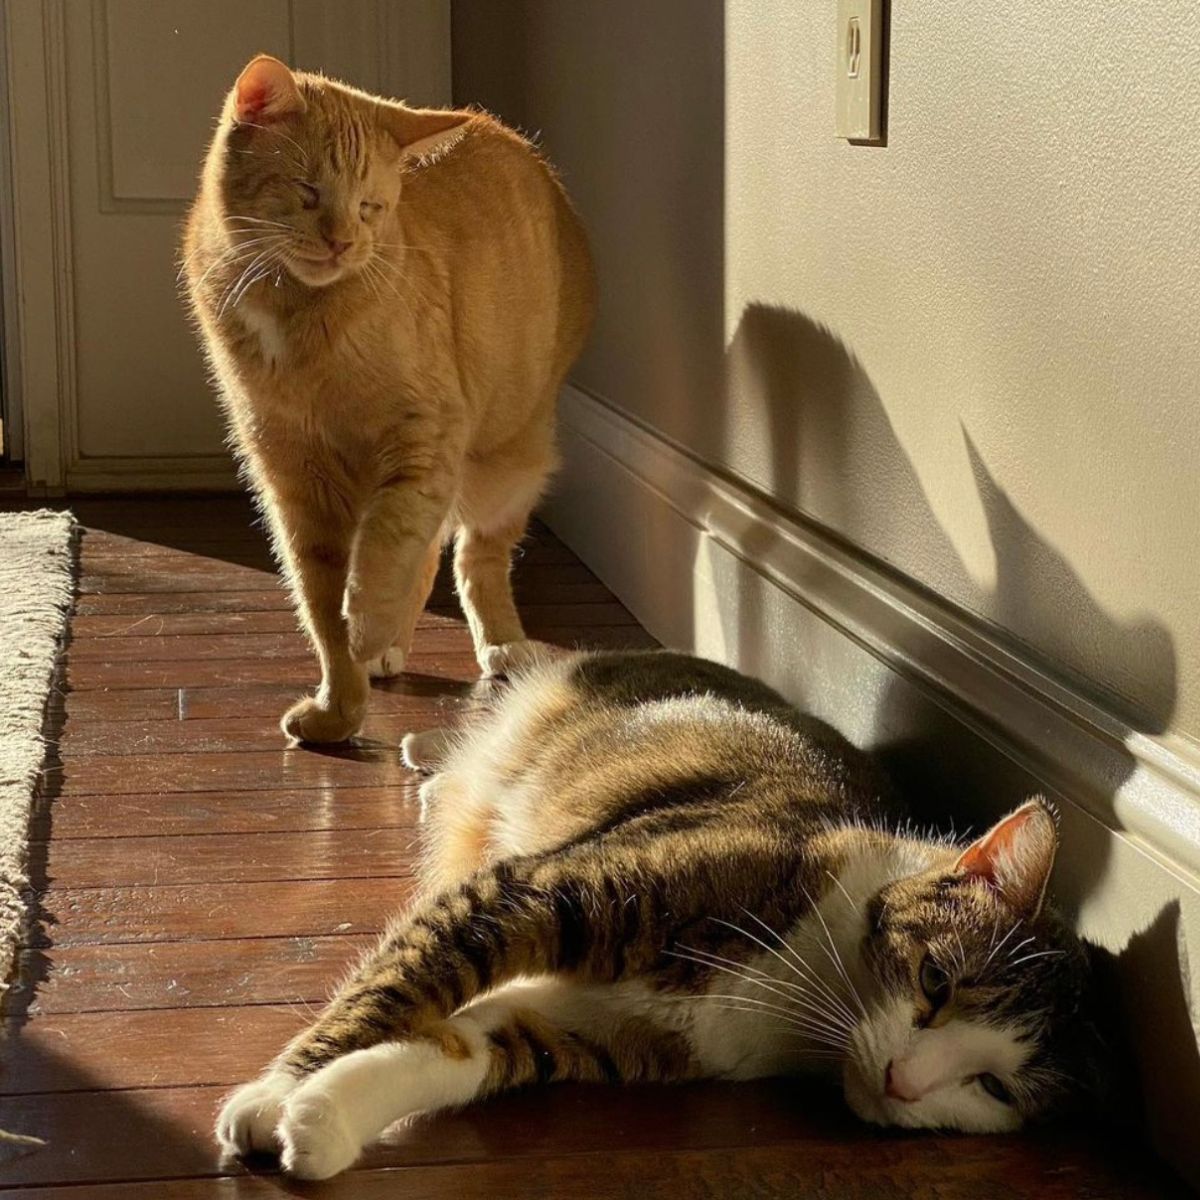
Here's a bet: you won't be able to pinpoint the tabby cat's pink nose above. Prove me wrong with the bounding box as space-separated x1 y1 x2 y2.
325 238 352 257
884 1060 921 1103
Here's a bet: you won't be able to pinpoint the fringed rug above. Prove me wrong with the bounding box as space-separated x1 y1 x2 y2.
0 510 74 993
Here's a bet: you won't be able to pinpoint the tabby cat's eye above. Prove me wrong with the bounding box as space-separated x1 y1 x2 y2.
978 1072 1013 1104
918 953 951 1009
295 181 319 209
359 200 383 221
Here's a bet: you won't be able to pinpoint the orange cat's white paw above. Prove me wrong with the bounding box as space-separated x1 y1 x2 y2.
478 639 556 679
215 1072 296 1156
278 1087 360 1181
281 695 363 744
366 647 406 678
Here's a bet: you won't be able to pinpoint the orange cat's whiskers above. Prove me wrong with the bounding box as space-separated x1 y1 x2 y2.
363 254 418 324
218 242 290 316
186 234 289 291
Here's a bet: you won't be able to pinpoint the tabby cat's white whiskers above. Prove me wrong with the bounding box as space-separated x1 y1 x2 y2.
675 942 857 1034
982 918 1025 976
678 994 852 1051
186 242 284 298
672 939 852 1018
796 887 869 1020
669 945 855 1037
725 912 860 1028
1008 949 1067 970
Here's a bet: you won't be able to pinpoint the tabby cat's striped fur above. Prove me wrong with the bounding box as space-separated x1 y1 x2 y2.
217 651 1107 1179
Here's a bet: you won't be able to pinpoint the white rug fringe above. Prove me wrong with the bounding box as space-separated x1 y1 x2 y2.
0 510 75 996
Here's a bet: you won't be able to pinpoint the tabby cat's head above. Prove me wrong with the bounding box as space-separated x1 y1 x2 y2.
841 800 1110 1133
213 56 466 289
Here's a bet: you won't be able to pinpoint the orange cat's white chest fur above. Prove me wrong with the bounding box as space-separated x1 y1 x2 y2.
239 303 288 369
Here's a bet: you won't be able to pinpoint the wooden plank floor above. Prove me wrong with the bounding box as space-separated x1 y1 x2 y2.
1 496 1186 1198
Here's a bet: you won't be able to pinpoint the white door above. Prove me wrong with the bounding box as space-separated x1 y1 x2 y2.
2 0 450 493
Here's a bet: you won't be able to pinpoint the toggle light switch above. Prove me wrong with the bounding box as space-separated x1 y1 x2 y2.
836 0 884 143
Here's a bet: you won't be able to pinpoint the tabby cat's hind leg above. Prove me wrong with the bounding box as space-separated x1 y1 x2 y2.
400 726 453 772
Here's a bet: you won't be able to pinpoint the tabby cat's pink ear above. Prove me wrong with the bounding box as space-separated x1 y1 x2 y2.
234 55 305 123
379 104 469 162
955 798 1058 919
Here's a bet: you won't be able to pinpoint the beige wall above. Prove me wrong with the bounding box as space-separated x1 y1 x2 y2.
453 0 1198 745
453 1 1200 1172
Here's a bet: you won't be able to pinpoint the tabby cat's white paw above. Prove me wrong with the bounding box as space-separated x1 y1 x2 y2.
366 646 406 678
215 1072 296 1156
278 1087 360 1181
478 639 555 678
401 727 451 771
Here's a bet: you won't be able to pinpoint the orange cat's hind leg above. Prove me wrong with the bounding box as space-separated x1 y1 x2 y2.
454 453 556 678
365 537 443 679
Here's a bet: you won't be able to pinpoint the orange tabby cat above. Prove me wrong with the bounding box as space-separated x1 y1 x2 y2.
181 56 595 743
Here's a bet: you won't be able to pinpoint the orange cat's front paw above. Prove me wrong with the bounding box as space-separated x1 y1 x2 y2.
282 695 364 744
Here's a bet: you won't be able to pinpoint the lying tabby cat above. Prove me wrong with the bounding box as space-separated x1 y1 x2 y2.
217 650 1107 1180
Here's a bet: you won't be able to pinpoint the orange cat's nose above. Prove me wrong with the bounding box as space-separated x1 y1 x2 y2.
325 237 353 258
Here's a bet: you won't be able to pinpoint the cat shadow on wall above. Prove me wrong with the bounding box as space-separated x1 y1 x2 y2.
714 302 1196 1160
720 302 1175 865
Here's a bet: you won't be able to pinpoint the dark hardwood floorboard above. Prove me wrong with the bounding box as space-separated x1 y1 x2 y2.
38 786 418 840
37 827 419 889
1 496 1186 1198
31 878 410 947
16 934 376 1015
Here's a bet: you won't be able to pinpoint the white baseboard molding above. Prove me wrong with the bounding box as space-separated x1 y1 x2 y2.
63 455 240 493
546 385 1200 885
543 385 1200 1181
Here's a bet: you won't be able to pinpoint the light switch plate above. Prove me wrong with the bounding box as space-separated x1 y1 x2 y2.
836 0 883 142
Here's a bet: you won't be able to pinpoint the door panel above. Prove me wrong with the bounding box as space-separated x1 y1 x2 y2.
10 0 449 490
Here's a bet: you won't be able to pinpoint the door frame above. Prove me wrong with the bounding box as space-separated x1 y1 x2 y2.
0 2 22 464
1 0 70 493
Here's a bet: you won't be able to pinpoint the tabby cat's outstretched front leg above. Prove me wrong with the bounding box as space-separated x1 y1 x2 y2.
216 846 711 1177
227 980 694 1180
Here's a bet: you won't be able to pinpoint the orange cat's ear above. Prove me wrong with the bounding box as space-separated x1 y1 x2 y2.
954 798 1058 920
379 104 469 162
234 55 305 123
